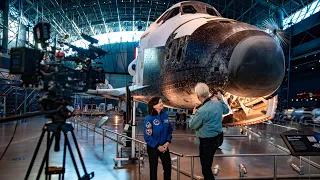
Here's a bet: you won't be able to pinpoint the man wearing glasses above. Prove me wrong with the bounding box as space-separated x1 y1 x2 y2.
189 83 229 180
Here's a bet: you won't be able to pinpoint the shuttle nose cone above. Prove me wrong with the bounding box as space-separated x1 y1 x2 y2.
227 36 285 97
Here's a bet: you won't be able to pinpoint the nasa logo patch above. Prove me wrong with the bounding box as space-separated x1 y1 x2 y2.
146 122 152 128
146 128 152 135
153 119 160 125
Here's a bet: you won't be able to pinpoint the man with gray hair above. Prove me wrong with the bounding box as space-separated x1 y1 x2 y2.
189 83 229 180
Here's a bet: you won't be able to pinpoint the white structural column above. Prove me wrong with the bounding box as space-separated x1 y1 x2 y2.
131 101 136 158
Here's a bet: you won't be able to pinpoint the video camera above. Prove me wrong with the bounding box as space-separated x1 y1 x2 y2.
2 22 97 180
9 22 106 95
58 33 107 60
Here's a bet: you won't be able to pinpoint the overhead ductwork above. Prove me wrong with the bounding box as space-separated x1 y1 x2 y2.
256 0 284 29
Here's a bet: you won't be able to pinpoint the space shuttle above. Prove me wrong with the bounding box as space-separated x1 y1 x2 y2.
87 1 285 126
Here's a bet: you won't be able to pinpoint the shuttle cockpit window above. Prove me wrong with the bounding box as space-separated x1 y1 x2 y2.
156 10 169 23
163 7 180 22
206 7 218 16
182 5 197 14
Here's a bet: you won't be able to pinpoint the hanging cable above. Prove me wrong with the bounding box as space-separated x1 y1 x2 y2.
0 121 19 160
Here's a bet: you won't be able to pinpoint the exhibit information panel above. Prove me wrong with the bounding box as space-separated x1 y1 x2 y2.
281 130 320 156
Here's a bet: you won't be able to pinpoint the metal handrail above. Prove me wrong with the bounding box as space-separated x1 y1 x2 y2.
76 119 183 157
185 153 289 157
269 141 320 169
185 153 287 180
136 134 247 138
0 86 14 101
16 89 37 111
72 118 183 179
72 118 320 180
272 119 320 128
0 86 27 103
185 153 320 180
27 93 40 109
4 86 14 94
77 121 124 145
247 125 320 170
103 125 183 157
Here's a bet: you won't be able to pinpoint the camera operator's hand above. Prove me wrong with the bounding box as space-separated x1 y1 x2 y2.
192 106 197 115
216 91 223 100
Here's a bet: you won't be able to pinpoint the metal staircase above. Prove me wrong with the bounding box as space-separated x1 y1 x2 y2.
0 86 41 117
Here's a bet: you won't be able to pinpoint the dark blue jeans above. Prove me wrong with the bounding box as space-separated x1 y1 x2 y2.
199 133 223 180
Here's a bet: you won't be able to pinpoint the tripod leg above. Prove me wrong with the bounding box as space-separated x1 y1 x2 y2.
62 132 67 180
25 129 46 180
70 130 89 174
64 133 81 178
46 131 50 180
36 132 55 180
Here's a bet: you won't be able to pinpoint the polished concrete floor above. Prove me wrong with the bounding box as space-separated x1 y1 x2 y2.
0 114 319 180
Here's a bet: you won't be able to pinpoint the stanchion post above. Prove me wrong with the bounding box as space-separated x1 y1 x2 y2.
309 156 311 178
177 155 180 180
138 143 141 175
102 129 105 151
86 123 88 138
191 157 194 180
116 134 119 158
274 155 277 180
300 156 302 166
93 126 95 142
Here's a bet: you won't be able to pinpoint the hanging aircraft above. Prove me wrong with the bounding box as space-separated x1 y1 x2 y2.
86 1 285 126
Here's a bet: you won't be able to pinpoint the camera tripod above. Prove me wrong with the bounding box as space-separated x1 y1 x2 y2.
24 120 94 180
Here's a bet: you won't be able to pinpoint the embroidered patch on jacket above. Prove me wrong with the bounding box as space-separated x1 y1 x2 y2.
153 119 160 125
146 128 152 135
164 119 169 123
146 122 152 128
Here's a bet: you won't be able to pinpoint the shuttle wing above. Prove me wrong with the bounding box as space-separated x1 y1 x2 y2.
86 85 148 99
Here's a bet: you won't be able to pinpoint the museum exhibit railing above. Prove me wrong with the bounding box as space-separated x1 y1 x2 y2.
246 122 320 170
70 116 320 180
70 116 184 180
185 153 320 180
